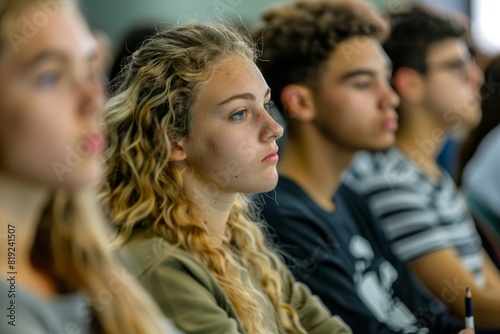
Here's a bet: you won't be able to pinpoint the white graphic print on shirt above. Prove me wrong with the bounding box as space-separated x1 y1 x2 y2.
350 235 429 333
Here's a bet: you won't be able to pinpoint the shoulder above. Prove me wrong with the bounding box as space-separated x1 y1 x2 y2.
464 125 500 182
337 184 369 207
0 281 91 334
117 228 217 290
347 149 420 192
117 229 239 332
348 149 402 176
118 228 179 271
336 184 379 223
347 150 433 209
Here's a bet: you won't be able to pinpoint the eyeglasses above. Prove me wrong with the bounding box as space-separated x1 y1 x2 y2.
421 57 477 82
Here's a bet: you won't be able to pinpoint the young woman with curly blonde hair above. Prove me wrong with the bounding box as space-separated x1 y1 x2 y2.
101 21 350 334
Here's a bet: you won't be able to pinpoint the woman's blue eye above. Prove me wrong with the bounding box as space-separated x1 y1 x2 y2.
38 72 59 87
230 110 246 120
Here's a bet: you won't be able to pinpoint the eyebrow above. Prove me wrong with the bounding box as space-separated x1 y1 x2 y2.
339 69 377 81
24 49 98 72
217 87 271 106
339 62 393 81
24 51 68 71
340 64 392 81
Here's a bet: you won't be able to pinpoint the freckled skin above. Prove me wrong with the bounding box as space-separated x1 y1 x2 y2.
182 56 283 194
207 140 217 154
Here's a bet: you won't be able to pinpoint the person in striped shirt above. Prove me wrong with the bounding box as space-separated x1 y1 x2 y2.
345 4 500 328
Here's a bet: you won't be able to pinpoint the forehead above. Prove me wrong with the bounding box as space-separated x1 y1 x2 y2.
198 56 266 100
325 37 389 76
2 4 95 64
212 57 264 88
426 38 468 62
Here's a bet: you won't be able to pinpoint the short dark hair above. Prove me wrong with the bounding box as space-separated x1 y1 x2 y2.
253 0 387 114
383 4 466 75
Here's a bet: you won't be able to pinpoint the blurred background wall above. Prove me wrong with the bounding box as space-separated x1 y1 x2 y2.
82 0 500 69
82 0 471 48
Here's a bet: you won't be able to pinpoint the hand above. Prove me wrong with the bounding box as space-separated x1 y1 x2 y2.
458 329 475 334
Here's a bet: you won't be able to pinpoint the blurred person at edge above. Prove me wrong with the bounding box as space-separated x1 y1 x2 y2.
346 4 500 329
0 0 181 332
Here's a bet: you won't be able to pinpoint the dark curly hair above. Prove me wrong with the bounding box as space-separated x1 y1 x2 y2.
383 4 465 76
253 0 388 114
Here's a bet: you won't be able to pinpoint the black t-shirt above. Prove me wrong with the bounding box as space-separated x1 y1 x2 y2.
258 176 498 334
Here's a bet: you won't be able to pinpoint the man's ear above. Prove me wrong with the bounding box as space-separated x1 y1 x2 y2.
280 84 316 122
392 67 425 105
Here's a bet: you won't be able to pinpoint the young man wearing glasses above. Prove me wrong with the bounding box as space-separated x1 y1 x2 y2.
346 5 500 328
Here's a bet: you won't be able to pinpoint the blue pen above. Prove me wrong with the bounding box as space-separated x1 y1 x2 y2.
465 286 474 329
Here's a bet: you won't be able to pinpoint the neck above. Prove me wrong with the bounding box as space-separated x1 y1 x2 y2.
0 173 51 274
278 123 355 211
181 169 236 245
396 104 450 179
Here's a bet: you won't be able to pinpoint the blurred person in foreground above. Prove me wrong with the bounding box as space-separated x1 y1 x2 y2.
0 0 180 332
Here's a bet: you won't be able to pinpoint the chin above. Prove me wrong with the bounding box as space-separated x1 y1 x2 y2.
361 138 395 152
263 171 279 189
462 109 482 129
239 173 279 194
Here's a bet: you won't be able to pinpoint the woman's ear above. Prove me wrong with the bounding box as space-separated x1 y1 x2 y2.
169 137 187 161
280 84 316 122
155 129 187 161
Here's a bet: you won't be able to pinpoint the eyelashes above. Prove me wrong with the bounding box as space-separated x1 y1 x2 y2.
230 109 246 121
229 100 275 121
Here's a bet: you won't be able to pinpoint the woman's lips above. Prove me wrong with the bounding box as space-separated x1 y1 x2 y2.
262 153 279 164
262 148 279 163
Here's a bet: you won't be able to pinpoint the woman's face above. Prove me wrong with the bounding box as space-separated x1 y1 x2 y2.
0 3 105 189
181 56 283 195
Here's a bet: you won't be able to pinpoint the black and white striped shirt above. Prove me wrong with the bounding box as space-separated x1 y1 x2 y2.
345 148 485 286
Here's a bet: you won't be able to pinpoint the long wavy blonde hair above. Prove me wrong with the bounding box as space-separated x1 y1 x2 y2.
0 1 167 332
100 22 307 334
